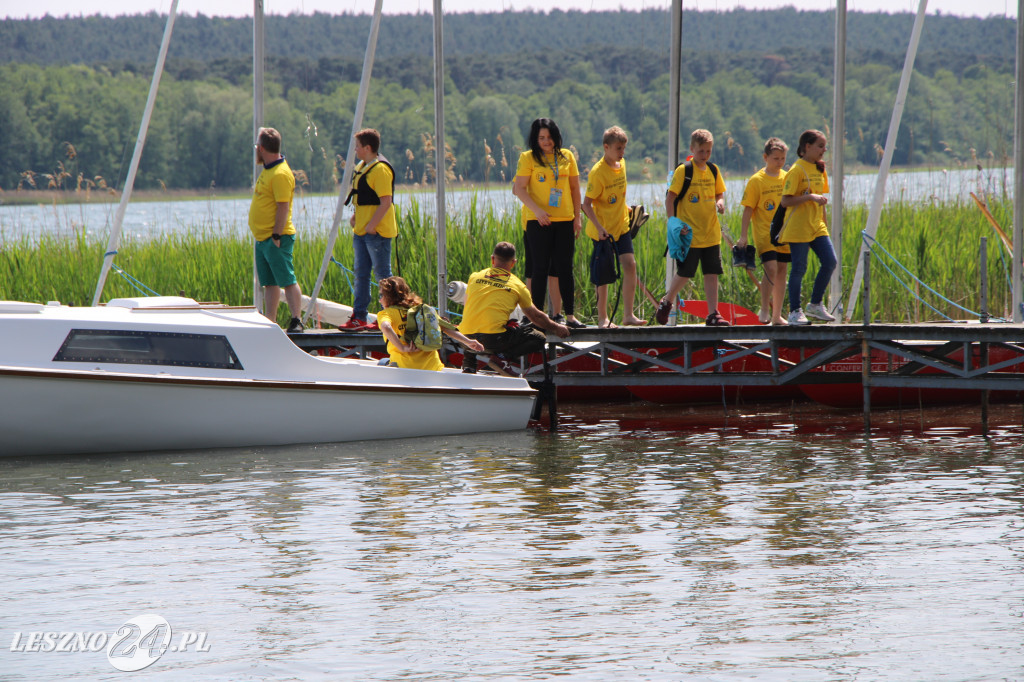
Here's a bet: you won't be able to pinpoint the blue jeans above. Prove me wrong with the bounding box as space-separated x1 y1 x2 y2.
788 235 837 312
353 233 393 319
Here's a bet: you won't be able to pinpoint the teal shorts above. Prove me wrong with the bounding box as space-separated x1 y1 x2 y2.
254 234 297 288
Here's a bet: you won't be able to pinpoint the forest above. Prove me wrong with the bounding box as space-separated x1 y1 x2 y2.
0 8 1017 193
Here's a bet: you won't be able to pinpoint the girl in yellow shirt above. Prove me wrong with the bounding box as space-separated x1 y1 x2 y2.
377 277 483 371
780 129 838 326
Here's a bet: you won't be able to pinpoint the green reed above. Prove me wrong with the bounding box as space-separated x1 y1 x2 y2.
0 196 1013 325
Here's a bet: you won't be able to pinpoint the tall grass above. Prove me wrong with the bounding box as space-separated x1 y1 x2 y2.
0 196 1013 324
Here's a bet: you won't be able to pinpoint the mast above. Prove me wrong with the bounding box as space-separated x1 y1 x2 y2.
433 0 447 312
91 0 179 306
666 0 683 322
1013 0 1023 322
305 0 385 320
252 0 265 309
830 0 847 320
844 0 928 320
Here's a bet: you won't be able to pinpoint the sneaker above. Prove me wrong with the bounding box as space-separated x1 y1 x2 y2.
550 314 566 324
705 310 731 327
364 321 379 331
806 302 836 322
286 317 304 334
731 244 746 268
788 309 810 326
338 317 368 330
655 299 672 325
565 318 587 329
757 307 770 325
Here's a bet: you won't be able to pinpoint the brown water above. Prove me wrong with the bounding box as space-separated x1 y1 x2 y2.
1 403 1022 679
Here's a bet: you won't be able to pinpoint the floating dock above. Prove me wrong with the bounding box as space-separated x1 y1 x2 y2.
291 322 1024 434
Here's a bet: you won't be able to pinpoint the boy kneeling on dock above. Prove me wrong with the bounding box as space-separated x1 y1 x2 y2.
458 242 571 374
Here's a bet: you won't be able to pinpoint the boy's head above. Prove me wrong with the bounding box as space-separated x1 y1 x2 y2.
354 128 381 155
602 126 628 163
763 137 788 170
492 241 517 267
689 129 714 166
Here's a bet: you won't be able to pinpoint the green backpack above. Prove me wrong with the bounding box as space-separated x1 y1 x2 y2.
404 303 444 351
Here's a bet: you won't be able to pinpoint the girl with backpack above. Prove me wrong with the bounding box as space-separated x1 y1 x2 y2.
377 277 483 370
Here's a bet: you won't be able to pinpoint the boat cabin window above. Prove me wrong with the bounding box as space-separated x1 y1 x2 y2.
54 330 243 370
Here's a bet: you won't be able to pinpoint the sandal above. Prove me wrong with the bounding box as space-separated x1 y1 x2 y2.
705 310 732 327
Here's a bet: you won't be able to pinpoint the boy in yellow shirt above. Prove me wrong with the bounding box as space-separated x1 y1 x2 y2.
581 126 646 328
656 129 729 326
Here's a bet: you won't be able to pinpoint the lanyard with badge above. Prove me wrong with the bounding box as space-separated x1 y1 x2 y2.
545 154 562 208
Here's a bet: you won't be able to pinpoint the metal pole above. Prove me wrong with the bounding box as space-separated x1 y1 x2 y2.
831 0 847 321
666 0 683 323
305 0 384 322
252 0 265 310
91 0 179 306
863 250 871 326
432 0 447 313
845 0 929 319
980 236 989 323
1013 0 1024 322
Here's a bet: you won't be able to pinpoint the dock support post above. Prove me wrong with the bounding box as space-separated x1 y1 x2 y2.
981 341 990 436
862 252 871 434
545 342 558 431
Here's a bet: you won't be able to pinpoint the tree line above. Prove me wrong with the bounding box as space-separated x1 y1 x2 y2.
0 9 1016 193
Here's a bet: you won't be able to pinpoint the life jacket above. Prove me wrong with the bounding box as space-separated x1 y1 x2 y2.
344 157 395 207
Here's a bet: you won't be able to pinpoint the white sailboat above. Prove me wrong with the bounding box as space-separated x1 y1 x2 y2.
0 297 534 456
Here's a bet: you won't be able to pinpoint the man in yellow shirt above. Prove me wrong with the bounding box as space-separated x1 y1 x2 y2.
458 242 570 374
342 128 398 330
655 129 729 326
247 127 304 334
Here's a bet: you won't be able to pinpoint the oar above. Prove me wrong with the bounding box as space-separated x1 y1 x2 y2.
970 192 1013 254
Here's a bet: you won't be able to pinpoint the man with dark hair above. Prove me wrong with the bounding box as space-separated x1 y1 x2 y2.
341 127 397 330
457 241 570 374
248 126 303 333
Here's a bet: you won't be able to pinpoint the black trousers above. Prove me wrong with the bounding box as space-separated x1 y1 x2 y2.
461 324 547 372
526 219 575 315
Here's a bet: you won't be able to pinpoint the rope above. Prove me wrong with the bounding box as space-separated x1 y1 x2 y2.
329 256 379 298
860 231 1004 322
105 252 161 297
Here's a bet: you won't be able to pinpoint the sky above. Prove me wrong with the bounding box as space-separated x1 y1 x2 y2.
3 0 1017 20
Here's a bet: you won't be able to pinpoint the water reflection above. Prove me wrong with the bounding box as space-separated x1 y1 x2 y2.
1 406 1023 679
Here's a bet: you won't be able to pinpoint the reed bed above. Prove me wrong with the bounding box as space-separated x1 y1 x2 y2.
0 196 1014 325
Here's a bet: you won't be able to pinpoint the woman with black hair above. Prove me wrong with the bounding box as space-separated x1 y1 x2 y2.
512 118 585 328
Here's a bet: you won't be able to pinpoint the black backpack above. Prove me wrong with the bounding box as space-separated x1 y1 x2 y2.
671 160 719 216
769 204 788 246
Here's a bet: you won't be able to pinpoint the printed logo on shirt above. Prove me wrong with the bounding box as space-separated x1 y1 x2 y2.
608 194 618 204
764 199 776 211
688 193 699 204
538 174 546 182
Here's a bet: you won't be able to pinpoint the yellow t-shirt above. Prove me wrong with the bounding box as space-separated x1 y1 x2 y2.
377 306 444 371
780 158 829 244
247 159 296 241
584 157 628 241
740 168 790 255
515 150 579 222
352 160 398 238
668 163 727 249
458 267 533 335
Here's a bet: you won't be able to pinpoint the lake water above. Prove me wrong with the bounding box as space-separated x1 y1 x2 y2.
2 402 1024 680
0 166 1013 244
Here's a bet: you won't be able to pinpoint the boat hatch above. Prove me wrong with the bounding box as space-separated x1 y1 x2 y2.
0 302 45 314
53 330 243 370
